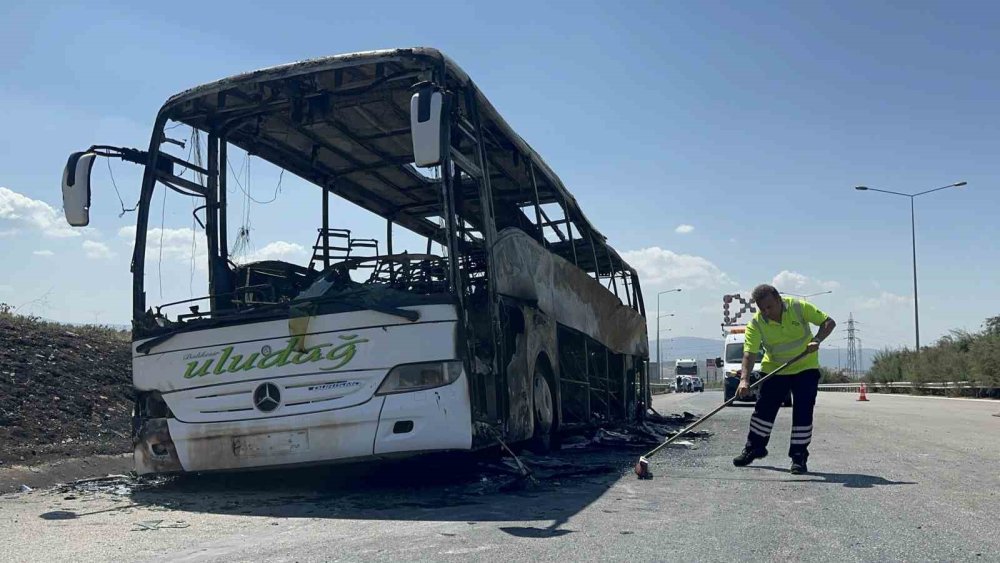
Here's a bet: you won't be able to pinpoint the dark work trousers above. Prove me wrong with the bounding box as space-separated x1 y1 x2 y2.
744 369 821 458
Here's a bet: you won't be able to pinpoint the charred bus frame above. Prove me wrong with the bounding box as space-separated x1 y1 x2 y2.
63 48 650 460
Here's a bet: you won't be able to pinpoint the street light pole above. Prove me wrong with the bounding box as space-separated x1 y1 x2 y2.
656 289 681 381
855 181 966 352
910 197 919 351
782 290 833 298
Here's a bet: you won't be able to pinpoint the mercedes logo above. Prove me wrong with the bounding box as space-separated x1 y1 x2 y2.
253 382 281 412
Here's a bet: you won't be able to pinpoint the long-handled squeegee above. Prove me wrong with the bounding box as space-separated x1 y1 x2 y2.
634 350 809 479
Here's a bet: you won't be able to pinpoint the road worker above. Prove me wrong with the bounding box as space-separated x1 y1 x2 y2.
733 284 836 474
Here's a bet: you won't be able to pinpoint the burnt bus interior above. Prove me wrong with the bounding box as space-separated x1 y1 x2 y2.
113 49 647 432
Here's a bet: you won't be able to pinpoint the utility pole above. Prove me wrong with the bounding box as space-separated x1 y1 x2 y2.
846 314 861 378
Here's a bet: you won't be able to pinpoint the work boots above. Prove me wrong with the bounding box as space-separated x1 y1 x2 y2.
790 453 808 475
732 446 768 467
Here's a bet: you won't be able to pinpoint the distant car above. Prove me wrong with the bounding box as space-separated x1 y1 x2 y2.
672 375 702 393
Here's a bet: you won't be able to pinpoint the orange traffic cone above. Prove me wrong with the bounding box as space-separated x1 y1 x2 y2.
857 383 869 402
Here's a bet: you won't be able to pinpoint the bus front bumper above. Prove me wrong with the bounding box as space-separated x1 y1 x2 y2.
134 373 473 475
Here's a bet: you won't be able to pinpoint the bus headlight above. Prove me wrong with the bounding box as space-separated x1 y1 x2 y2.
375 361 463 395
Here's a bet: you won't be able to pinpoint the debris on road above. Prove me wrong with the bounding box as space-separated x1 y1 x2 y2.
475 410 710 491
29 408 711 507
132 520 190 532
486 426 536 485
563 411 709 450
53 473 168 497
19 484 32 493
54 474 134 496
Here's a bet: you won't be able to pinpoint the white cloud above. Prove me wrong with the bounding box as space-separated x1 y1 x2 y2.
33 250 54 256
237 241 308 264
771 270 839 295
117 227 306 269
859 291 911 310
675 224 695 234
119 225 206 265
622 246 733 289
0 228 20 237
83 240 115 259
0 186 80 238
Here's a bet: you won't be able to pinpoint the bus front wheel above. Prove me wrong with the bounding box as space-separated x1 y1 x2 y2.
528 365 557 454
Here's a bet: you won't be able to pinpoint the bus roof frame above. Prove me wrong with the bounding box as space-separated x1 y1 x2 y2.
154 47 638 282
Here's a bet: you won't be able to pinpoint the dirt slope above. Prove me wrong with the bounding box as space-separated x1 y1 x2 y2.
0 312 133 465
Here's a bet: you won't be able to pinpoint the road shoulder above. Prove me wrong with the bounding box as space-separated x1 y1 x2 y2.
0 453 131 494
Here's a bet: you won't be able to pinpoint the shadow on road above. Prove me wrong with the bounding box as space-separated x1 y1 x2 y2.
42 415 707 535
499 525 576 538
39 503 141 520
60 448 651 535
750 465 917 488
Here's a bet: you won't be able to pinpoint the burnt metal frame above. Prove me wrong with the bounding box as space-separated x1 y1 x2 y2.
125 58 652 435
149 91 456 290
128 52 647 363
464 83 508 425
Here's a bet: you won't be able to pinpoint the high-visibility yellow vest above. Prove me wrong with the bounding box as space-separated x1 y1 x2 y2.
744 297 828 374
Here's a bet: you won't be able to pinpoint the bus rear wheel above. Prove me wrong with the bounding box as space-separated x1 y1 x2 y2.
528 365 557 454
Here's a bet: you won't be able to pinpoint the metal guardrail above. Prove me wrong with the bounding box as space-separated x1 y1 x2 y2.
650 383 723 395
650 383 673 395
818 381 993 392
654 381 994 394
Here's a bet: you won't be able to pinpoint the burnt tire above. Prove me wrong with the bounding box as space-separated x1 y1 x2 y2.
527 366 557 454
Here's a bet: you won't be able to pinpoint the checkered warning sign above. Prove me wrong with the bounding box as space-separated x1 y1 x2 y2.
723 293 757 326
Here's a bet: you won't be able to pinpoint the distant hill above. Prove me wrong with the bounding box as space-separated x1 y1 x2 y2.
650 336 875 373
649 337 722 364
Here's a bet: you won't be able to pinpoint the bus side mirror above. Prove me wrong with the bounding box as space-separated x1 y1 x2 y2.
62 151 95 226
715 357 723 368
410 85 445 167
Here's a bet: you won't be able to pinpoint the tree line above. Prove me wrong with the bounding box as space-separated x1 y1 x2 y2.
864 314 1000 397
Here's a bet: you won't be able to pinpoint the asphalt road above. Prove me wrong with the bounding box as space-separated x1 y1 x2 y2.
1 391 997 562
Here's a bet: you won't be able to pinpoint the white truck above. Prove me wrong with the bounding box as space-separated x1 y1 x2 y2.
674 359 703 392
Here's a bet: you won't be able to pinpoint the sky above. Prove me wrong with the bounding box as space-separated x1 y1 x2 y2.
1 1 997 349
